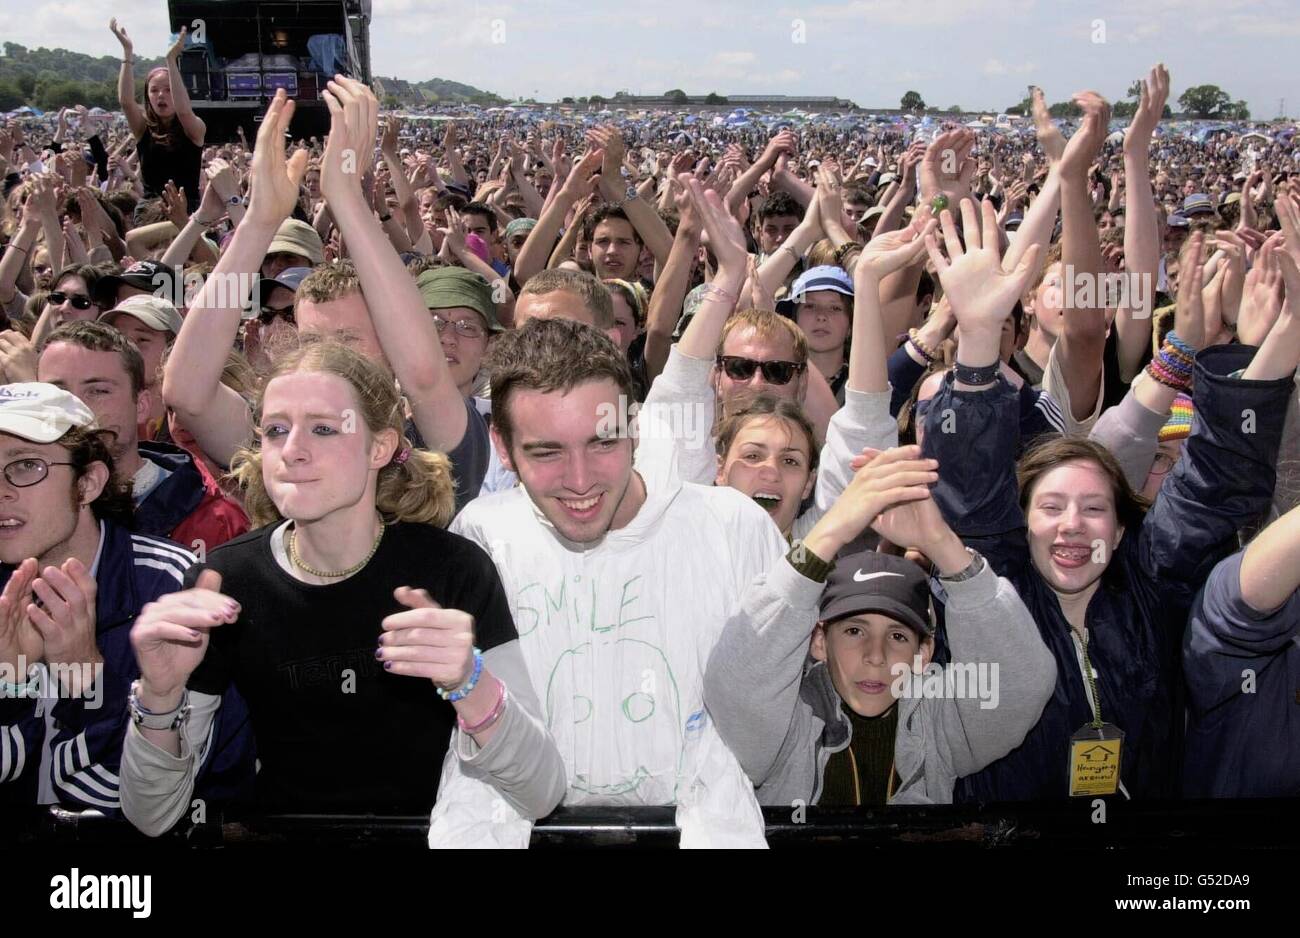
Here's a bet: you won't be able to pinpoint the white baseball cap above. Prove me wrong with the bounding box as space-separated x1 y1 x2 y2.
0 383 96 443
100 294 184 336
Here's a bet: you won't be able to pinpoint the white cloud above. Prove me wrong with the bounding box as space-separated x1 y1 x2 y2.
983 58 1036 76
713 51 757 67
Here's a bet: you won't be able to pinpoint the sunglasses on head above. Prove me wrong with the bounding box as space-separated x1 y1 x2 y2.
48 291 94 310
716 355 805 386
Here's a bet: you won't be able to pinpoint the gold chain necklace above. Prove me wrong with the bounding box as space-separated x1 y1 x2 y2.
289 518 385 579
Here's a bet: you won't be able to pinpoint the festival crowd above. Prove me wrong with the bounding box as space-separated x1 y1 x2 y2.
0 21 1296 847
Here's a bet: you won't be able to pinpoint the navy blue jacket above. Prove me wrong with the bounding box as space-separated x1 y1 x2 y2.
0 520 255 816
1183 550 1299 797
921 345 1293 801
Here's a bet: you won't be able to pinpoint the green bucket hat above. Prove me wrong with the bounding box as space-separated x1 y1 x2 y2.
416 267 505 332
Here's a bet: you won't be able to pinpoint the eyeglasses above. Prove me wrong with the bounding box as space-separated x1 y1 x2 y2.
48 292 94 310
716 355 805 386
431 314 486 340
259 305 296 325
1150 453 1176 475
2 457 76 488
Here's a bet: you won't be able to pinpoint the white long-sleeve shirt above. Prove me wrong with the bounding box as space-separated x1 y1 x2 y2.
447 473 789 848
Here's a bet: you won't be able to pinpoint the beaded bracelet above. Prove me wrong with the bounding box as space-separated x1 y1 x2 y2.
458 681 509 735
1146 356 1191 392
1157 343 1193 378
908 329 938 363
438 648 483 702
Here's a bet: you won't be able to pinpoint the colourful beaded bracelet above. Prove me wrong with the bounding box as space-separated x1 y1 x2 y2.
1146 358 1190 392
438 648 483 702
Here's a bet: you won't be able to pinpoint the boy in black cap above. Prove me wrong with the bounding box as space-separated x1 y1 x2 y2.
706 445 1056 805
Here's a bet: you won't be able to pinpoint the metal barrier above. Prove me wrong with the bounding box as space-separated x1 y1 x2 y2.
15 799 1300 848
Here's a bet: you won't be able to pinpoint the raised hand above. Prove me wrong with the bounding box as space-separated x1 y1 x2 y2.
1214 229 1248 325
1126 64 1170 152
319 77 378 212
131 569 237 700
247 88 310 226
802 446 940 561
109 18 133 56
923 198 1042 336
919 128 976 206
29 559 102 693
814 162 846 231
166 26 188 62
682 174 747 274
1059 91 1112 180
762 130 798 166
440 205 468 257
0 558 43 669
205 157 238 202
854 209 936 283
1031 87 1066 164
1237 234 1285 346
161 180 189 228
378 587 475 690
381 116 401 154
557 147 603 204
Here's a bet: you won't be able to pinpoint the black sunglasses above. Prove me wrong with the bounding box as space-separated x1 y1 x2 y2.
258 305 296 325
48 291 94 310
716 355 805 386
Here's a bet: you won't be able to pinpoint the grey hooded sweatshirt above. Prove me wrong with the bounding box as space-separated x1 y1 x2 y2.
704 555 1057 805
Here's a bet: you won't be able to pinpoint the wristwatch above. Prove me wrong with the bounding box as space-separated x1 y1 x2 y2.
938 547 986 583
227 194 243 206
620 184 638 205
128 680 191 731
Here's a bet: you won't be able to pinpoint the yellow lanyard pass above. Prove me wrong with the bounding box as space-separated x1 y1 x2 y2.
1068 629 1124 797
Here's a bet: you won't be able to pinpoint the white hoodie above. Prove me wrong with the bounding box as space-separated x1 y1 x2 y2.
442 471 789 848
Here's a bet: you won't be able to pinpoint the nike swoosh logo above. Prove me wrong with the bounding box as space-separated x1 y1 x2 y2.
853 571 905 583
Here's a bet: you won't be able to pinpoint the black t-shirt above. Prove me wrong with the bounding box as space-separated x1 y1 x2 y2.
186 520 517 814
137 129 202 212
1102 327 1148 411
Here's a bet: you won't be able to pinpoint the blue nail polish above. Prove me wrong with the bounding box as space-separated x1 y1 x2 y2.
383 661 393 670
374 647 383 659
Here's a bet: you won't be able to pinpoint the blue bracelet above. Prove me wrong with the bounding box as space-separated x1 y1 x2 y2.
438 648 483 702
1166 331 1195 358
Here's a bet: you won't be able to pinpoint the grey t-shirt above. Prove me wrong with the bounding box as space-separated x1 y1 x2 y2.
405 396 490 516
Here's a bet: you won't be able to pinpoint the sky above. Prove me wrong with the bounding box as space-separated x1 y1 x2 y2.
2 0 1297 118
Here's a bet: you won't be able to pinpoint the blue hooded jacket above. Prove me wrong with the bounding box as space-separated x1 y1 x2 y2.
921 345 1293 801
0 520 255 817
1183 549 1299 796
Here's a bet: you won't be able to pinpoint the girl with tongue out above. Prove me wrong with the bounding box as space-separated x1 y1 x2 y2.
920 202 1299 802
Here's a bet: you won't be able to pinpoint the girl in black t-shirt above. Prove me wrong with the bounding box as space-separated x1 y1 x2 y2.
110 20 204 214
121 340 565 838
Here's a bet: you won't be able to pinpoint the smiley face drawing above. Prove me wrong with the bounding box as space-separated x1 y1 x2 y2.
544 637 685 801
